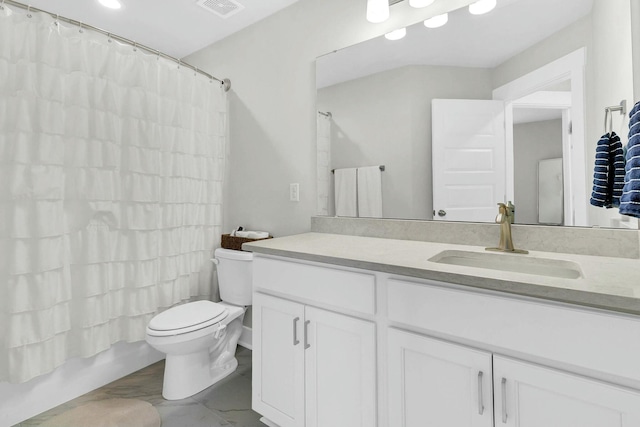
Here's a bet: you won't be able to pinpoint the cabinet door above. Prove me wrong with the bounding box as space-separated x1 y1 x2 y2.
304 306 376 427
387 329 493 427
494 356 640 427
253 293 305 427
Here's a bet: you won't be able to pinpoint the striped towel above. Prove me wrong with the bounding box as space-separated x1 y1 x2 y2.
620 101 640 217
590 132 625 208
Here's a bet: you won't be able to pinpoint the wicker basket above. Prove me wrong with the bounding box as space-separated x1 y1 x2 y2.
220 233 272 251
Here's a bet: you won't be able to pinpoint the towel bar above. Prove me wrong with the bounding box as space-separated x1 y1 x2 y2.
332 165 385 174
604 100 627 133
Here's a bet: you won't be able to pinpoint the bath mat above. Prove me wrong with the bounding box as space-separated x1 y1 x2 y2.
39 398 161 427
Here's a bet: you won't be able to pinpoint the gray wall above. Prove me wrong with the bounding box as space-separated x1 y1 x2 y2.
513 119 564 225
318 64 493 220
185 0 477 237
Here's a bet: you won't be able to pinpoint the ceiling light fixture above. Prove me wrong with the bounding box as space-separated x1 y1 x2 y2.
366 0 389 23
468 0 496 15
384 27 407 40
409 0 435 8
98 0 122 9
423 12 448 28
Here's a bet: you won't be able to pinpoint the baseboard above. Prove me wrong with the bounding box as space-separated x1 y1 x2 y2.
238 325 253 350
0 341 164 426
260 416 281 427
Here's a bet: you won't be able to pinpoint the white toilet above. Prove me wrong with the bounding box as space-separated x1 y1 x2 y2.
145 248 253 400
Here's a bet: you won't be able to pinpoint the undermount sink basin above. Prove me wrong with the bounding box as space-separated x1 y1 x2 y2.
428 250 582 279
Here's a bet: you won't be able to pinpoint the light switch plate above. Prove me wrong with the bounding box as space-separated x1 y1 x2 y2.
289 183 300 202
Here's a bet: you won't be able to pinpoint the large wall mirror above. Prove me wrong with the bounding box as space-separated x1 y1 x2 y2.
316 0 638 229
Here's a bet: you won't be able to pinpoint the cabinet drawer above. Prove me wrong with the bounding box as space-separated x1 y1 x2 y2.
387 278 640 383
253 256 376 315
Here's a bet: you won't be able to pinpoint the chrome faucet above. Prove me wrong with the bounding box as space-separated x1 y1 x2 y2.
486 203 528 254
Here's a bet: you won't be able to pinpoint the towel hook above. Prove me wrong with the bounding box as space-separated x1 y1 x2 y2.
604 100 628 134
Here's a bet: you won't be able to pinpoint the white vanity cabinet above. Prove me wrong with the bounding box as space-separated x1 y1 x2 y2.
387 277 640 427
387 328 640 427
494 356 640 427
252 293 305 427
387 329 494 427
251 253 640 427
252 256 377 427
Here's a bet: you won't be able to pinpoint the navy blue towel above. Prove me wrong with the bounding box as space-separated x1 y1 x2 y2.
590 132 625 208
620 101 640 217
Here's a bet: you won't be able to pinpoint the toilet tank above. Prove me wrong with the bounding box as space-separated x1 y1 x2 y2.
214 248 253 306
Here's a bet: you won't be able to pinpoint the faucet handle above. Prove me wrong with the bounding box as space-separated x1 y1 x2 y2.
495 203 509 224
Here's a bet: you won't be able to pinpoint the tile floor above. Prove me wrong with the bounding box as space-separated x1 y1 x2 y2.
18 347 266 427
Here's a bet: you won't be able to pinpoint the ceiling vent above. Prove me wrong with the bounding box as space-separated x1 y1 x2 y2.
196 0 245 19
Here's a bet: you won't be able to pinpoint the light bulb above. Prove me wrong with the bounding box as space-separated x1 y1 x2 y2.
409 0 435 8
423 13 448 28
384 28 407 41
367 0 389 23
98 0 122 9
469 0 496 15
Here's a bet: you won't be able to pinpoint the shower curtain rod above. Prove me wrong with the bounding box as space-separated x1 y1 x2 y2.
0 0 231 92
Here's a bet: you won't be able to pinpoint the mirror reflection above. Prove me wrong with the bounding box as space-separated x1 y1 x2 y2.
316 0 637 228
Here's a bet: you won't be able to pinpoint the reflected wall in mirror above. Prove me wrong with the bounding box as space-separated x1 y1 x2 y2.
316 0 638 228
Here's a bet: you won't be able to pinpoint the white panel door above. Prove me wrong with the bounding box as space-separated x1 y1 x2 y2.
432 99 506 222
304 306 376 427
252 293 305 427
494 356 640 427
387 329 493 427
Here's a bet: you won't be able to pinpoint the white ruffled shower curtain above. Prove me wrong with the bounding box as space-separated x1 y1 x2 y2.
316 112 331 216
0 7 227 383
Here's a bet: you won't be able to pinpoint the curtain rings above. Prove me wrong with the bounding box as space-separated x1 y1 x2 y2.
133 42 137 52
54 14 59 26
27 5 32 18
194 67 198 77
78 22 84 33
177 59 181 69
107 33 112 43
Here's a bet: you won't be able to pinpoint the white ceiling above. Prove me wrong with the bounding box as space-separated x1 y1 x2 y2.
317 0 594 88
18 0 300 59
513 108 563 124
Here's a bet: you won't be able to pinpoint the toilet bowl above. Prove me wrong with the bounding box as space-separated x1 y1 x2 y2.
145 248 253 400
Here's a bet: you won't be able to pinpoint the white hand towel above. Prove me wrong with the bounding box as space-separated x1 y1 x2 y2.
357 166 383 218
334 168 358 217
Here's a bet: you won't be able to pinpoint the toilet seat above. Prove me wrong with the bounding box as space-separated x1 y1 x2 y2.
147 301 229 337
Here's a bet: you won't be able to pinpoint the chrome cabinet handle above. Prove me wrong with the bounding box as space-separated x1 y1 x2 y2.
477 371 484 415
304 320 311 349
501 377 508 423
292 317 300 346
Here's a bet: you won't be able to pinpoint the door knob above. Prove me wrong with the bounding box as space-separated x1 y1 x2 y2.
438 210 447 217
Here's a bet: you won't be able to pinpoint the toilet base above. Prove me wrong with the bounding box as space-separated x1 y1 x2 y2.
162 351 238 400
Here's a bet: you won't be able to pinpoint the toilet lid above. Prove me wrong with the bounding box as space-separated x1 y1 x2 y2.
148 301 228 332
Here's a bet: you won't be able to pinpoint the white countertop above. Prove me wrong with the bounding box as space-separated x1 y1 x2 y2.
244 232 640 316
